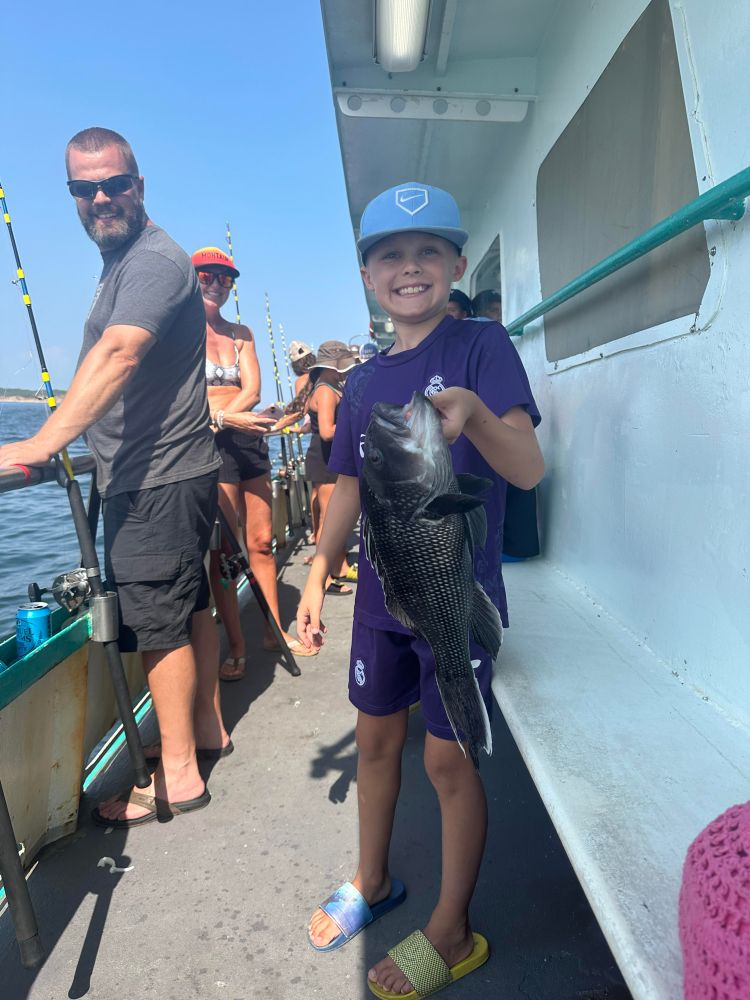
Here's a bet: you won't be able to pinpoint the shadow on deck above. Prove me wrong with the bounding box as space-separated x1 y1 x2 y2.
0 537 631 999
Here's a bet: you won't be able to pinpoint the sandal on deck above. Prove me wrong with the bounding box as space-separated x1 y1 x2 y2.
367 930 489 999
335 563 358 582
91 787 211 829
326 580 353 596
144 741 234 765
309 879 407 953
219 656 246 682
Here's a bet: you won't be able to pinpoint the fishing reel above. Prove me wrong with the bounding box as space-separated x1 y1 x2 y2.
28 568 91 613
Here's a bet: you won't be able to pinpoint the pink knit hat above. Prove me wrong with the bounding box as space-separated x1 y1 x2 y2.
679 801 750 999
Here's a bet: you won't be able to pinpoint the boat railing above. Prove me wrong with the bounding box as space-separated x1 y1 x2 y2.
506 165 750 337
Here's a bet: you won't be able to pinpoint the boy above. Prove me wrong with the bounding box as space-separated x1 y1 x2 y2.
297 182 543 998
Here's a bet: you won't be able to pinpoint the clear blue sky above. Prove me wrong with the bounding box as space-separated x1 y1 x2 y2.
0 2 368 400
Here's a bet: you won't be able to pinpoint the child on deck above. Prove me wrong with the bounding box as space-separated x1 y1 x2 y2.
297 183 543 998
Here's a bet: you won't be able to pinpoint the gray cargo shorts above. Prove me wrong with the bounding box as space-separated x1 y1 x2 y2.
102 471 219 652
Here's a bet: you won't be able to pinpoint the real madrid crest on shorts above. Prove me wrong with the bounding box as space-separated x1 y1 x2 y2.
424 374 446 397
354 658 366 687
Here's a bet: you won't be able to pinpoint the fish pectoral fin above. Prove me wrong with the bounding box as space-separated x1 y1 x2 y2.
455 473 493 498
471 583 503 659
361 515 386 579
425 492 485 517
463 502 488 551
384 594 418 633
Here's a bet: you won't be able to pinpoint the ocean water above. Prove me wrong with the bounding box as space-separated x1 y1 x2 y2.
0 402 303 638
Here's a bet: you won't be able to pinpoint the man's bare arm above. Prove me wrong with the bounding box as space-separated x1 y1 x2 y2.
0 324 155 467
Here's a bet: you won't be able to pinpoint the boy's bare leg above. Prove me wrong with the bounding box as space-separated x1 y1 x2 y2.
308 709 408 947
368 731 487 995
190 607 231 750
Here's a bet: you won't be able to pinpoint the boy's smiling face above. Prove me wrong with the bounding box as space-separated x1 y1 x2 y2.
361 232 467 337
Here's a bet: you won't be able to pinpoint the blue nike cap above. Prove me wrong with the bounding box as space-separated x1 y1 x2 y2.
357 182 468 258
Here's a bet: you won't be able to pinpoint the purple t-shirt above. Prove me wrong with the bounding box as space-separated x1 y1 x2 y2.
328 315 541 633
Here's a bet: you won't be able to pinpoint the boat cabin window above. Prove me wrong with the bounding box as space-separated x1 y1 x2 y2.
471 235 502 320
536 0 710 362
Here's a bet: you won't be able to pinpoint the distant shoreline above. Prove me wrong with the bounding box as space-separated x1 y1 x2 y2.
0 397 47 403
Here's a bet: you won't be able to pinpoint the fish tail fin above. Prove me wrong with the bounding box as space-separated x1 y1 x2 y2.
435 668 493 769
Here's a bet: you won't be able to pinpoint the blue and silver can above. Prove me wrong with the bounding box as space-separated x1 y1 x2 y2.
16 603 51 658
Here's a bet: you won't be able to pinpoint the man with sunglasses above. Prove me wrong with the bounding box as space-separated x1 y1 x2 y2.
0 126 226 827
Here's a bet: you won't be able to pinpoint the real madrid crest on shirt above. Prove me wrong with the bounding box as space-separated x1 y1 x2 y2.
424 374 446 397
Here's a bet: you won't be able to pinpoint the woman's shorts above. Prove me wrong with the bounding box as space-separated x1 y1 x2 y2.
347 620 494 742
304 433 337 485
215 428 271 483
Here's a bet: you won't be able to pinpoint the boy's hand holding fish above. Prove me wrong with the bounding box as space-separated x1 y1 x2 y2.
426 386 478 444
429 388 543 490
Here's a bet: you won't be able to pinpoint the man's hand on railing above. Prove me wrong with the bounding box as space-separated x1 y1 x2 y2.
0 435 54 469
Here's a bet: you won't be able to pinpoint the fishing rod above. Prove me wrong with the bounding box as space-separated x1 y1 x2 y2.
277 320 310 522
264 293 295 531
277 321 305 463
0 785 43 968
215 508 300 678
0 182 149 798
225 221 242 325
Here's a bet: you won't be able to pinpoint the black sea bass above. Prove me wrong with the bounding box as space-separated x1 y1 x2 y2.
361 391 503 766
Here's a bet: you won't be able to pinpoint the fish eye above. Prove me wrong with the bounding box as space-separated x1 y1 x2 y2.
369 448 384 468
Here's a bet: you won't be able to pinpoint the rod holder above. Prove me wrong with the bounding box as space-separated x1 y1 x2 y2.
210 519 221 551
90 592 119 643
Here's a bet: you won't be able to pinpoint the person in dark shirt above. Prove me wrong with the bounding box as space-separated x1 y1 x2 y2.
472 288 503 322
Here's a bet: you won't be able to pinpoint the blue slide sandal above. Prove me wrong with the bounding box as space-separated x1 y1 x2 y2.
309 879 407 953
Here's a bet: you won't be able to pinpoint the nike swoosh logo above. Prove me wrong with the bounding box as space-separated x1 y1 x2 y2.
398 193 425 202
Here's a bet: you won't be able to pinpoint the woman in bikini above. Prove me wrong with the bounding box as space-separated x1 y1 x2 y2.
304 340 359 592
193 247 318 681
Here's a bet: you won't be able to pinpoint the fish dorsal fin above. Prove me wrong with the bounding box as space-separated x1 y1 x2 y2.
455 473 492 498
471 583 503 659
424 492 485 517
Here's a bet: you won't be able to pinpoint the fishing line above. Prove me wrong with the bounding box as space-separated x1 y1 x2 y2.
0 350 36 428
264 292 286 405
0 178 148 788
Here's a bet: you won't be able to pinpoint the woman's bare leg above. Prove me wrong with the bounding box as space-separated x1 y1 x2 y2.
209 483 247 680
240 473 288 644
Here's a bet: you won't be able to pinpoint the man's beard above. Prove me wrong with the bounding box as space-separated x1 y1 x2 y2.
81 201 146 251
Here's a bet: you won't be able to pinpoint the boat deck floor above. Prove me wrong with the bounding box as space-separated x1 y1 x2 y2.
1 535 631 999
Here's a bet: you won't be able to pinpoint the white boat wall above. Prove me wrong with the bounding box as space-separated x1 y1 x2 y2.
320 1 750 997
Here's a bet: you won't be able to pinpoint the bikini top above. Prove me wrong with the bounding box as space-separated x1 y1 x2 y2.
205 331 241 387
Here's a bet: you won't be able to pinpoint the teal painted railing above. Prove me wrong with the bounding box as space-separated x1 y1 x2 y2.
506 165 750 337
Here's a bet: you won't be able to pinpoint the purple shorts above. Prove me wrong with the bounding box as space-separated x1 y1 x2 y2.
348 621 494 741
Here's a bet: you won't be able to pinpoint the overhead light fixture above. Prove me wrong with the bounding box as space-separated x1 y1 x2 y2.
374 0 431 74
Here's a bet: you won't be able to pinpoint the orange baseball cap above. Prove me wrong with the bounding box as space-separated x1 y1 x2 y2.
191 246 239 278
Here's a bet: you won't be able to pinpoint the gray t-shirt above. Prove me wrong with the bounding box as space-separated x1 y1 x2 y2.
78 223 220 497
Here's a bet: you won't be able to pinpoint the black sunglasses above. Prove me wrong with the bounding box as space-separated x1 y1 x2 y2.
66 174 137 200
